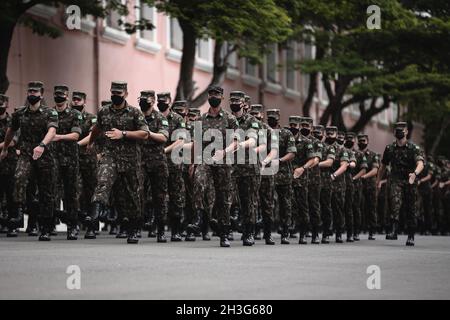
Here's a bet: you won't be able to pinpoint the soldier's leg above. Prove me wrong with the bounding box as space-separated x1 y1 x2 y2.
237 175 258 246
212 165 232 246
405 183 418 245
293 183 309 244
331 183 345 243
62 164 80 239
260 176 275 244
10 156 32 235
276 184 292 244
150 163 169 241
307 182 321 243
353 181 362 239
35 157 56 240
79 156 97 219
387 179 403 239
344 181 353 241
320 185 333 243
365 180 378 239
168 166 185 239
420 186 432 234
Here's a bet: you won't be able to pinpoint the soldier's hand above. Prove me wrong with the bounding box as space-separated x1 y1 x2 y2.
408 172 416 185
0 149 8 161
377 180 382 190
293 167 304 179
32 145 44 160
106 128 123 140
439 182 445 189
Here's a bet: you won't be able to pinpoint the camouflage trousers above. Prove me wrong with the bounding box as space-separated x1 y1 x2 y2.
168 161 185 216
344 173 354 235
55 162 80 220
275 183 292 231
320 172 333 234
235 174 259 225
14 153 56 219
331 178 345 234
307 181 322 231
0 173 15 219
362 178 378 232
388 179 417 230
92 155 141 221
418 182 433 232
78 153 97 215
353 179 364 233
143 161 169 226
259 175 274 226
193 164 231 227
292 177 309 232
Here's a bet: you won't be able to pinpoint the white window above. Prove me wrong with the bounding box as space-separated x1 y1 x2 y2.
103 0 130 45
135 1 160 54
266 44 279 84
221 43 240 79
244 59 258 77
170 18 183 51
285 41 297 90
301 42 314 94
27 4 57 19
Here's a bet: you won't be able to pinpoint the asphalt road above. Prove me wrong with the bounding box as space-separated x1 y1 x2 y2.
1 232 449 299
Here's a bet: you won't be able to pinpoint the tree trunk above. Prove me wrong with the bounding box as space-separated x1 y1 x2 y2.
430 117 449 156
302 71 317 117
175 20 197 101
350 96 390 133
0 21 16 94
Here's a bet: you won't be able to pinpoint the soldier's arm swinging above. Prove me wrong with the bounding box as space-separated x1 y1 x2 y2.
280 151 295 163
53 132 79 142
149 131 167 144
409 160 424 184
78 133 91 146
88 124 102 148
418 173 432 185
332 160 348 178
0 127 15 159
164 139 184 154
309 157 320 169
353 168 367 181
319 158 333 168
376 164 386 189
362 167 378 179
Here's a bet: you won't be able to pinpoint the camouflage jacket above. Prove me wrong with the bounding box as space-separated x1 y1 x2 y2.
381 141 424 180
0 113 18 175
320 142 337 184
51 106 82 166
96 102 149 169
10 105 58 158
331 142 349 185
199 108 238 165
292 134 315 185
233 112 260 177
308 136 323 185
142 109 169 164
79 110 97 156
274 127 297 186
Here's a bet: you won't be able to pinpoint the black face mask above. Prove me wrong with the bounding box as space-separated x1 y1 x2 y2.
208 97 221 108
54 96 66 104
313 132 323 140
344 141 354 149
289 127 299 136
72 104 84 112
27 95 41 105
336 139 344 145
111 95 124 106
325 136 336 145
139 99 151 112
230 103 242 113
358 142 368 150
395 129 405 140
267 117 278 128
300 128 310 136
157 102 169 112
0 108 6 115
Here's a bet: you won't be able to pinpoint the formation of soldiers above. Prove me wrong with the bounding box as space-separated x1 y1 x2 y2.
0 82 449 247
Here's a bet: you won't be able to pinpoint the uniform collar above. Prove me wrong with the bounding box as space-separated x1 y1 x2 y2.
206 108 224 118
109 101 130 113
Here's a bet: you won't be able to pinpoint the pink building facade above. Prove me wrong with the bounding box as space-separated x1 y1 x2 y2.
5 2 423 153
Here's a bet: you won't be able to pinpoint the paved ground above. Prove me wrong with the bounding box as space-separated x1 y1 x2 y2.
0 232 449 300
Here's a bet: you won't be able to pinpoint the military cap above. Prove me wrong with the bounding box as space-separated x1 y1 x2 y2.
157 92 171 101
208 85 224 95
250 104 263 113
173 100 188 109
101 100 111 107
54 85 69 94
140 90 155 98
244 95 251 102
72 91 86 100
299 116 313 125
0 94 9 103
110 81 127 92
345 132 356 139
266 109 280 119
325 126 338 132
313 125 324 131
230 91 246 99
394 121 407 129
188 108 201 116
289 116 301 124
357 133 369 140
28 81 44 91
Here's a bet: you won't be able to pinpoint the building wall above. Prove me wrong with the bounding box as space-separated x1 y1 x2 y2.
5 3 423 154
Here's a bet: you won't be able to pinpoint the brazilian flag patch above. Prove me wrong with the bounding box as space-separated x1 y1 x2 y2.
181 122 186 128
92 118 97 124
251 122 259 129
162 120 169 126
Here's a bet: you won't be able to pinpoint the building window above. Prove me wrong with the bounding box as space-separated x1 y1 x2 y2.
285 42 297 90
135 1 160 54
170 18 183 51
301 42 313 94
105 2 122 30
244 59 258 77
103 0 130 44
266 44 279 84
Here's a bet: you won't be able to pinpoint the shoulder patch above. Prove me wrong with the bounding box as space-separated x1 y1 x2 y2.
78 115 83 120
91 118 97 124
162 120 169 126
51 110 58 116
343 152 348 157
289 137 295 142
180 122 186 128
139 116 144 121
318 143 323 148
307 144 313 149
251 122 259 129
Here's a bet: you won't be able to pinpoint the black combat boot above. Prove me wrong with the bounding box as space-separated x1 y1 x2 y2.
406 228 415 246
116 219 129 239
185 231 196 241
368 228 376 240
311 227 320 244
38 217 52 241
346 230 354 242
353 230 360 241
386 220 398 240
263 222 275 245
281 225 290 244
254 217 263 240
109 222 118 235
9 207 24 230
126 220 139 244
289 225 298 239
335 232 343 243
220 225 231 248
6 228 18 237
27 212 39 236
186 209 203 235
298 229 307 245
67 217 78 240
201 211 210 241
321 230 330 244
0 208 8 233
84 202 101 239
157 223 167 243
242 224 255 246
171 217 183 242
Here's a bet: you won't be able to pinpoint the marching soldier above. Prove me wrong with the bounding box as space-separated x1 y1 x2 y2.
1 81 58 241
376 122 424 246
417 156 433 235
85 81 149 244
51 85 82 240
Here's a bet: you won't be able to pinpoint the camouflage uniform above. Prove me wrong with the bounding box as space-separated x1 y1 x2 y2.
352 149 368 236
381 139 424 234
52 95 82 226
10 85 58 233
320 141 336 238
308 135 323 235
362 149 380 234
330 141 349 238
417 160 433 234
343 137 360 239
92 97 149 228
